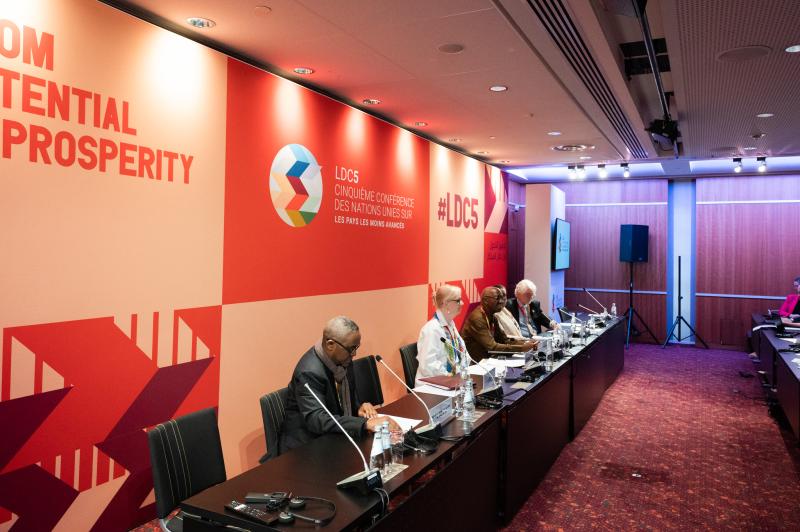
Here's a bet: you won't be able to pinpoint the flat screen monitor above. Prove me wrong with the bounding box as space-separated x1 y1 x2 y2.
552 218 570 270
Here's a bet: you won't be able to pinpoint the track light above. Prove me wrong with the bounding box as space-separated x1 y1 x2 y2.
568 165 576 179
598 164 608 178
621 163 630 178
733 157 742 173
757 156 767 172
576 165 585 178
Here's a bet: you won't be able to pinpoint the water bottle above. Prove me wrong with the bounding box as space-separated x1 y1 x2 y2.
611 303 617 317
381 422 392 471
370 431 384 471
462 377 475 421
454 382 465 416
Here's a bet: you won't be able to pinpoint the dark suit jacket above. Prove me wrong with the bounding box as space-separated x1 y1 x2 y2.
280 347 366 453
460 305 528 362
506 298 552 334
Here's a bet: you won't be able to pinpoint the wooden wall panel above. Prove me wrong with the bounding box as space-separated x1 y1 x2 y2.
558 180 668 344
507 180 526 289
697 175 800 201
695 297 777 349
695 175 800 348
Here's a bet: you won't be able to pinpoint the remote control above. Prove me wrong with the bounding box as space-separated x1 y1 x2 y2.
225 500 278 525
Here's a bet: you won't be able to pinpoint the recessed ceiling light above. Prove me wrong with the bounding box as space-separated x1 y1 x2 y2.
186 17 216 28
579 156 592 160
756 113 774 118
477 151 489 155
547 131 562 136
489 85 508 92
448 138 462 143
743 146 757 151
414 121 428 127
293 67 314 75
552 144 595 152
489 136 496 140
716 45 771 63
362 98 381 105
253 5 272 17
751 132 766 139
785 44 800 53
438 43 465 54
499 160 510 163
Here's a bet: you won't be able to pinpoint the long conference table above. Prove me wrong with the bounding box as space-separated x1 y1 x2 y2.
751 313 800 440
181 318 626 530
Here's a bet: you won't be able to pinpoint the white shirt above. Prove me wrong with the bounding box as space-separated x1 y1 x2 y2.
415 310 467 385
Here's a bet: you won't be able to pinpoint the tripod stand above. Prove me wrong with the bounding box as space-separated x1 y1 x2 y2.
663 255 708 348
624 261 659 348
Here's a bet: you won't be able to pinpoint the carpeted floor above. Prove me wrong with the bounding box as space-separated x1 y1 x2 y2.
503 343 800 531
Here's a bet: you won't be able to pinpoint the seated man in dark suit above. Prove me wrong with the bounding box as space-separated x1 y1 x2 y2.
281 316 399 453
506 279 558 338
460 286 537 362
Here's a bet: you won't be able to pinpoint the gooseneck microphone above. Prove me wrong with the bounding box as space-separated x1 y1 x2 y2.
583 287 608 316
579 303 602 315
302 383 383 494
439 337 503 399
374 355 441 440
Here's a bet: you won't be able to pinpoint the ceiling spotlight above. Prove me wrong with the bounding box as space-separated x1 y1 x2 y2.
579 156 592 160
621 163 630 178
362 98 381 105
757 156 767 172
448 138 462 143
568 165 577 179
743 146 757 151
414 121 428 127
785 44 800 53
477 151 489 155
186 17 216 28
293 67 314 75
733 157 742 173
756 113 774 118
598 164 608 178
576 165 586 178
489 85 508 92
499 160 510 163
547 131 562 136
489 136 497 140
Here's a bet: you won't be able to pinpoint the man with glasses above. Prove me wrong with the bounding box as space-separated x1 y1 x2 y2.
281 316 399 453
461 286 538 362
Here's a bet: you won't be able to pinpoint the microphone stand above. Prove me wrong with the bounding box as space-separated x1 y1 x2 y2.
374 355 442 441
439 337 504 400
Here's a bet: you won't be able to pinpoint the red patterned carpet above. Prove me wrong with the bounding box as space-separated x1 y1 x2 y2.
504 343 800 531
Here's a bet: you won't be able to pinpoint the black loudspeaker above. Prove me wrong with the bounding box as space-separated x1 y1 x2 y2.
620 224 649 262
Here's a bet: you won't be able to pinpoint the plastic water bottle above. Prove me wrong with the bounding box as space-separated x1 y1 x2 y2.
611 303 617 317
462 377 475 421
370 431 384 471
381 422 391 471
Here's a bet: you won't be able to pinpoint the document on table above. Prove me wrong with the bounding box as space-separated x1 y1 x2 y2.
483 357 526 368
414 384 459 397
385 415 422 433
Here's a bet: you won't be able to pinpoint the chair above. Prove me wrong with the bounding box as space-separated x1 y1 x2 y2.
147 407 226 532
352 355 384 406
259 387 288 463
399 342 419 391
558 306 572 323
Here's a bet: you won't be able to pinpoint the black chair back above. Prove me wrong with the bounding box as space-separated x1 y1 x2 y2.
558 306 572 323
352 355 384 406
399 342 419 391
147 407 226 526
259 387 288 463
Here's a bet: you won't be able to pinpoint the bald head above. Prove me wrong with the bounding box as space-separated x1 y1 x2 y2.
322 316 361 366
481 286 504 313
323 316 359 342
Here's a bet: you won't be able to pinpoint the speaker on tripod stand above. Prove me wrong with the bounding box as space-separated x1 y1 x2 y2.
620 224 660 348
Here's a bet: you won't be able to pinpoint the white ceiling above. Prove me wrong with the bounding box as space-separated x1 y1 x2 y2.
104 0 800 181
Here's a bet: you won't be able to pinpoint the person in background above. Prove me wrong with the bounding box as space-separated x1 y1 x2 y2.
779 276 800 319
493 284 525 339
281 316 399 453
506 279 559 337
461 286 538 362
415 284 469 384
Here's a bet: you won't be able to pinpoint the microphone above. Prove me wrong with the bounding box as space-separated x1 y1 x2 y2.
374 355 442 440
583 288 608 316
439 337 503 401
579 303 601 315
302 383 383 495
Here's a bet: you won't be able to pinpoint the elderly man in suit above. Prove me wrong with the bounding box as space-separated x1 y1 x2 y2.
506 279 558 338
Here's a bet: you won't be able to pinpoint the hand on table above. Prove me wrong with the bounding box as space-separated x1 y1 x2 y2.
358 402 378 419
366 416 401 432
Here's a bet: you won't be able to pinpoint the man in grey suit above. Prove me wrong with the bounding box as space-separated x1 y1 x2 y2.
280 316 399 453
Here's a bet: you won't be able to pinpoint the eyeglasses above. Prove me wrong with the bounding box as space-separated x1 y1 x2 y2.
330 338 360 355
446 298 463 304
